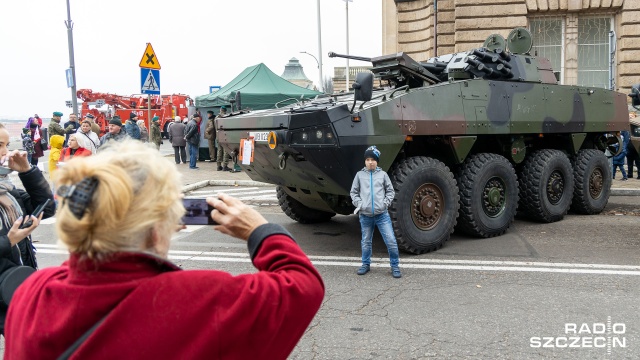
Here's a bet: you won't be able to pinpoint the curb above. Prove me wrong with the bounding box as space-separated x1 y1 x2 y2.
611 188 640 196
182 179 272 192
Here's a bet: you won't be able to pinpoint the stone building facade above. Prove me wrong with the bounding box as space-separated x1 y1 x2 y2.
382 0 639 94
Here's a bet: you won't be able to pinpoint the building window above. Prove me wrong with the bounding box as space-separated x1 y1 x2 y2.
530 17 564 82
577 17 611 89
529 15 613 89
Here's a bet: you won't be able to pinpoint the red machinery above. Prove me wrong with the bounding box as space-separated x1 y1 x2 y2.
76 89 194 137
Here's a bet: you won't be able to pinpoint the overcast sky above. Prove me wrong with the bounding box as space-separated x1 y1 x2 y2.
0 0 381 119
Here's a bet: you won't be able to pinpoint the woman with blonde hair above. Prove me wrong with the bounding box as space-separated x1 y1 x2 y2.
4 140 324 359
136 119 149 142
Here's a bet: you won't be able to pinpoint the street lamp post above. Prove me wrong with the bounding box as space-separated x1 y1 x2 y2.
65 0 78 116
316 0 324 93
343 0 352 92
300 51 323 93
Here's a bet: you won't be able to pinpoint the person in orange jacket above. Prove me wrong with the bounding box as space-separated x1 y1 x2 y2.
59 134 91 163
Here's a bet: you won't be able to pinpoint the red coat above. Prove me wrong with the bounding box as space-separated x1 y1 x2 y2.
60 147 92 162
4 229 324 359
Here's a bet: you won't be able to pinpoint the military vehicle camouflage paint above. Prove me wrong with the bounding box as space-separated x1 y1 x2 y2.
217 29 631 254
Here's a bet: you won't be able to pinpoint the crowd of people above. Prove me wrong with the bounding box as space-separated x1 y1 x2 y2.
0 112 325 358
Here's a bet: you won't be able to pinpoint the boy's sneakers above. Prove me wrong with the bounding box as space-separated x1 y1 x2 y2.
356 265 370 275
391 267 402 278
622 178 628 181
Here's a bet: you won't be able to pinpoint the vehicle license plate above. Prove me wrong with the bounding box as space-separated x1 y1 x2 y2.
249 132 270 142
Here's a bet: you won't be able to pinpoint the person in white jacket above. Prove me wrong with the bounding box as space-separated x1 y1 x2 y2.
349 146 401 278
76 120 100 154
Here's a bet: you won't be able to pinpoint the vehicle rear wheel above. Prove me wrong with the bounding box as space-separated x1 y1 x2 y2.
389 157 459 254
571 149 611 214
518 149 574 222
456 153 518 237
277 186 335 224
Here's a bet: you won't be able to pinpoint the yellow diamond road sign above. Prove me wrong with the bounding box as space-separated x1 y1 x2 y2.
268 132 277 149
139 43 161 69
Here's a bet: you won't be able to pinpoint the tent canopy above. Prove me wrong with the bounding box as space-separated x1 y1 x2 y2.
195 63 322 110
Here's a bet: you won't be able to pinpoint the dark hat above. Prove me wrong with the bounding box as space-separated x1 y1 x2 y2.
53 111 63 117
364 146 381 161
84 113 95 119
193 113 201 118
207 110 214 115
130 112 137 120
152 116 159 122
220 106 227 110
109 116 122 126
29 120 38 128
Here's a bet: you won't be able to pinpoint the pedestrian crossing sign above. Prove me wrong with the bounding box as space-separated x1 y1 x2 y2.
141 68 161 94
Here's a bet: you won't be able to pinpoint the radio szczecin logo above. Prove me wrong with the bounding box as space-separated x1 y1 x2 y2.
530 317 626 355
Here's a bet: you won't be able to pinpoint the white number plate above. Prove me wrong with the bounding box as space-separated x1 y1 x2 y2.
249 132 270 142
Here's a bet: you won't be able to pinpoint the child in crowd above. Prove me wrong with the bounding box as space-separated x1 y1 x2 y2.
21 128 35 164
350 145 402 278
48 135 65 177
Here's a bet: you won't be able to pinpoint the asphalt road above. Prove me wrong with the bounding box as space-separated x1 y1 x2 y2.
2 188 639 359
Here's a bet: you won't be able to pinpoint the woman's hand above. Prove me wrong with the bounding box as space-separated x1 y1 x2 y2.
209 193 268 241
3 150 31 173
7 213 43 246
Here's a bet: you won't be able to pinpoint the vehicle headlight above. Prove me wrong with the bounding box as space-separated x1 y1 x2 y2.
290 125 336 146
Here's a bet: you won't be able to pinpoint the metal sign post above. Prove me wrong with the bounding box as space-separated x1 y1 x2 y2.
139 43 161 128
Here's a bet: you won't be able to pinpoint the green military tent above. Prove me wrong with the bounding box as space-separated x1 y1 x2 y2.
195 63 322 110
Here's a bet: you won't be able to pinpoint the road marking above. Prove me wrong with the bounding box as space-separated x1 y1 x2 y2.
40 217 56 225
189 187 261 194
34 245 640 276
187 189 275 196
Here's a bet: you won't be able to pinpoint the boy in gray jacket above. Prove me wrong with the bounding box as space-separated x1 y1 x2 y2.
350 146 401 278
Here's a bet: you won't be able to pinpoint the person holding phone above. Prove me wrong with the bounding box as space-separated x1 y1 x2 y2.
0 123 55 335
4 140 325 359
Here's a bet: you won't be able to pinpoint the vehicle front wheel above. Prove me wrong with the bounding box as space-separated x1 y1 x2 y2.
277 186 335 224
389 156 459 254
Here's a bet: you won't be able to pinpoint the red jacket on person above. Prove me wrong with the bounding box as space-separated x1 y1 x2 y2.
4 225 325 359
60 147 92 162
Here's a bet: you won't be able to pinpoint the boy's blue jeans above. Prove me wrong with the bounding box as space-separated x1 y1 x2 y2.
359 211 400 268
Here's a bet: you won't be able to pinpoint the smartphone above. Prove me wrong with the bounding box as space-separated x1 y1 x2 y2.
19 199 51 229
181 198 217 225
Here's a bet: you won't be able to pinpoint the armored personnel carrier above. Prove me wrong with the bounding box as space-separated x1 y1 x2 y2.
216 28 632 254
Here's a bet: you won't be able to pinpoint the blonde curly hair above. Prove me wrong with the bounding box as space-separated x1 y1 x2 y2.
53 140 184 259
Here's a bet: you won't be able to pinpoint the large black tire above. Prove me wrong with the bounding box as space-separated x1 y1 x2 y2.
518 149 574 223
571 149 611 214
389 157 459 254
456 153 518 237
277 186 335 224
